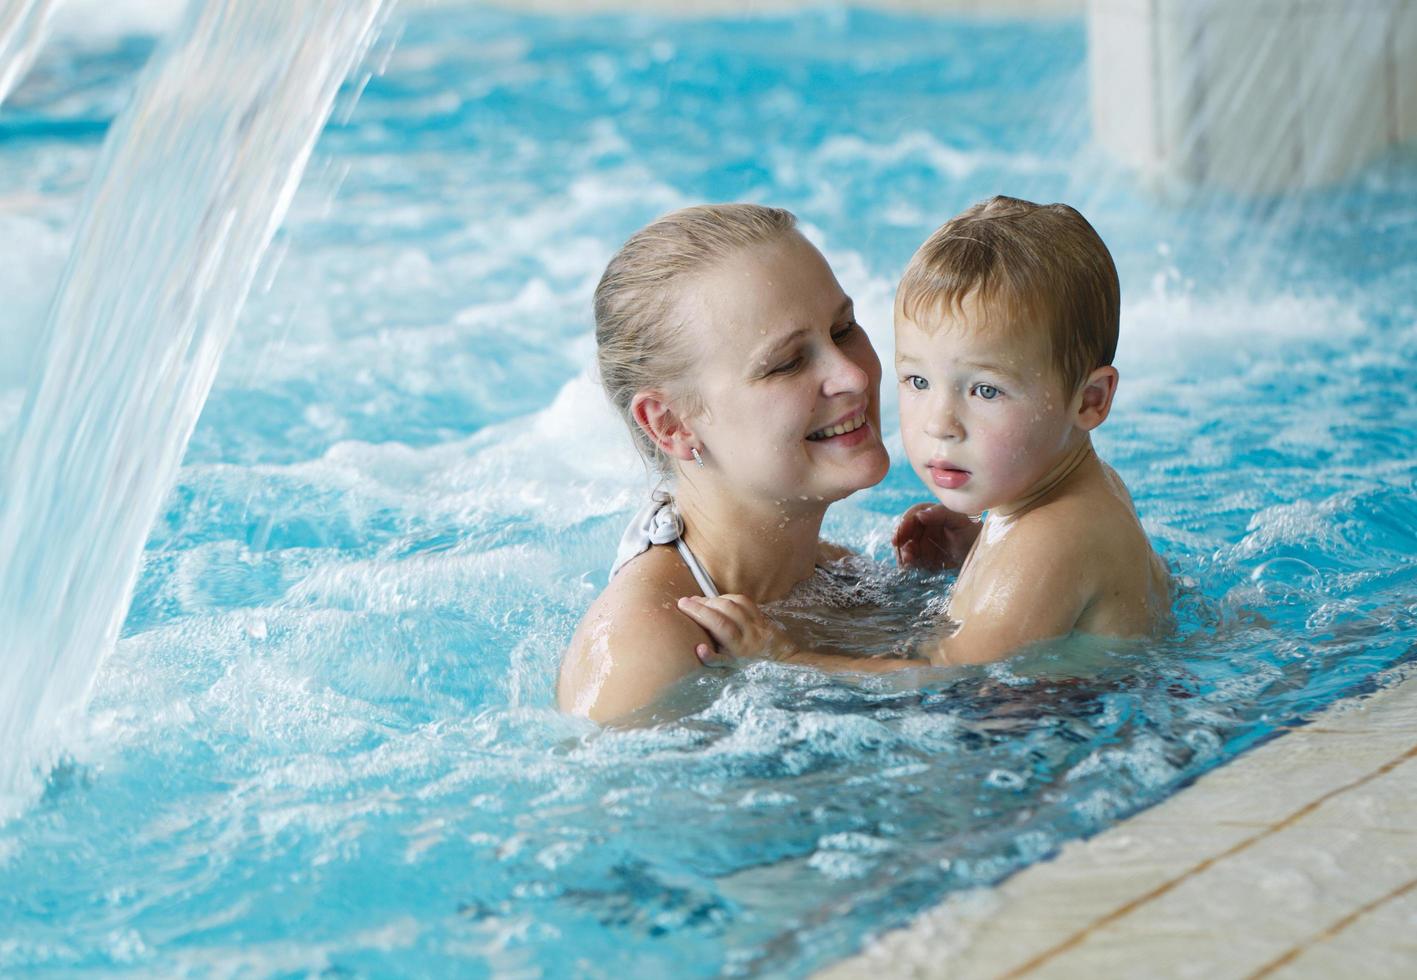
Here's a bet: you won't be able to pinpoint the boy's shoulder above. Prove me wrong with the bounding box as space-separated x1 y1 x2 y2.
974 459 1150 578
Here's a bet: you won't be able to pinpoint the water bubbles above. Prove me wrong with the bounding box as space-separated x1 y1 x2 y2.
1218 556 1326 628
984 768 1026 790
1249 556 1323 591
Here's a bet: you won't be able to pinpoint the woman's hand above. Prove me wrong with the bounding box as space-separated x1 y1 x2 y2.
892 502 980 570
676 594 799 667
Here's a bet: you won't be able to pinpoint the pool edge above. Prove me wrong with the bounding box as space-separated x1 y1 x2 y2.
818 662 1417 978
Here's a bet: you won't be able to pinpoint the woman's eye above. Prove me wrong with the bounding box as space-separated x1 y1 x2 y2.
768 357 802 376
831 320 859 343
905 375 929 391
972 383 1001 400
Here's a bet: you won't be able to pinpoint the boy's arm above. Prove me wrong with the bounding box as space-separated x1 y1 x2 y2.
676 595 932 673
678 521 1097 671
893 503 981 570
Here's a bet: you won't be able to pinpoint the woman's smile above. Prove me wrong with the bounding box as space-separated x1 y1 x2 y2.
806 408 868 441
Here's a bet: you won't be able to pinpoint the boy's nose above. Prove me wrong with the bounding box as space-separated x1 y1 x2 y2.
924 398 963 441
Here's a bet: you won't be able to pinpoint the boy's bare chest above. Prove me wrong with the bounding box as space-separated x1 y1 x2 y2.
943 533 1007 621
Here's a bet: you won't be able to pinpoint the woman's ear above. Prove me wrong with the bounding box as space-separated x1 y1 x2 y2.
630 390 698 462
1074 365 1118 432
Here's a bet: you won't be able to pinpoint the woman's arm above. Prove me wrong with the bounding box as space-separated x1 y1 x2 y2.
558 551 713 723
676 594 932 674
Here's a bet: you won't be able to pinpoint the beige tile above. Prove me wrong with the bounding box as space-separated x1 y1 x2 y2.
1266 880 1417 980
1285 753 1417 834
1126 727 1416 829
1304 677 1417 735
1029 929 1277 980
838 820 1259 980
1072 825 1417 975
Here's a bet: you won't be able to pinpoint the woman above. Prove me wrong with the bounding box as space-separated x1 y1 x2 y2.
558 204 947 722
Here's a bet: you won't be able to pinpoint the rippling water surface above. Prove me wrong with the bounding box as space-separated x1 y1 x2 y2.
1 4 1415 976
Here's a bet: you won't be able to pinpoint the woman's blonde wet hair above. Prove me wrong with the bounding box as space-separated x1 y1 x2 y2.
595 203 798 476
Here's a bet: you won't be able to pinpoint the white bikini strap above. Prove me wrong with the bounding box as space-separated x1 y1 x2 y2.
609 490 720 598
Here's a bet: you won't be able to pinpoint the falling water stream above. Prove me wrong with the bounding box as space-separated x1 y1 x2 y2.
0 0 56 108
0 0 388 818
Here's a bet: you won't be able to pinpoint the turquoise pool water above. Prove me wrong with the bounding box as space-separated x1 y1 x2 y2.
2 4 1416 976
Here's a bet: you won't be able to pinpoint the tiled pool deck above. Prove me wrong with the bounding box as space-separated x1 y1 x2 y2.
821 665 1417 979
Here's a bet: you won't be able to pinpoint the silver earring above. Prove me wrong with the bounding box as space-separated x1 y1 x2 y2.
691 447 705 468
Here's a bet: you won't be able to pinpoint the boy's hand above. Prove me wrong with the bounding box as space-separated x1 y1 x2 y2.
892 502 980 570
676 594 798 667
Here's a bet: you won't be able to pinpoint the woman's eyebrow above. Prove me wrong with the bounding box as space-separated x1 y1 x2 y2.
749 297 854 365
750 327 810 366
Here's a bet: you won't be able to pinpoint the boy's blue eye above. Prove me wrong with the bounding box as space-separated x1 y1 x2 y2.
972 383 1001 400
905 375 929 391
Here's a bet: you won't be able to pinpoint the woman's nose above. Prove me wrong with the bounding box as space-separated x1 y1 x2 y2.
821 343 871 397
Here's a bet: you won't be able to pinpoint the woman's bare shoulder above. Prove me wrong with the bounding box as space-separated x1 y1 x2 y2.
558 547 711 722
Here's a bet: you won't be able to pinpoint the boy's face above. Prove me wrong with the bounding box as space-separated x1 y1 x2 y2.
895 290 1084 516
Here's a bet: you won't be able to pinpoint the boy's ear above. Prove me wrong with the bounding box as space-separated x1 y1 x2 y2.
1073 365 1118 431
630 390 698 463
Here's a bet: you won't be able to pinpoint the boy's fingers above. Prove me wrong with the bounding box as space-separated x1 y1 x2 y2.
918 504 970 529
696 643 734 668
677 596 742 640
720 593 760 618
892 505 929 545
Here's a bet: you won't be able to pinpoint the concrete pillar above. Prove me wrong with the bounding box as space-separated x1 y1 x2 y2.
1088 0 1417 193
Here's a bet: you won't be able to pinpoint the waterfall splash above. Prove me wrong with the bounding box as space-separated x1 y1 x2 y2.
0 0 388 819
0 0 57 107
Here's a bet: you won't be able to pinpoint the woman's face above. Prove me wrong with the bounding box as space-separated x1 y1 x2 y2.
673 231 889 509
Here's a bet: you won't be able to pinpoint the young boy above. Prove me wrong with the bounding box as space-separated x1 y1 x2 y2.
678 196 1171 668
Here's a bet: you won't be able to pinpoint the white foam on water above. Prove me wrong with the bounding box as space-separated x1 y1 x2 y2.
1118 286 1367 380
815 131 1056 181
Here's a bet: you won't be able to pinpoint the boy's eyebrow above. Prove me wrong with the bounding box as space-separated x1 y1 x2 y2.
959 357 1024 379
892 352 1027 380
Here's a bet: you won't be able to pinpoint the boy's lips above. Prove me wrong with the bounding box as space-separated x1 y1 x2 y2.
926 461 970 490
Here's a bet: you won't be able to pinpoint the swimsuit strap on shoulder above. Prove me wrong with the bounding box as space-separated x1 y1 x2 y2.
610 490 720 598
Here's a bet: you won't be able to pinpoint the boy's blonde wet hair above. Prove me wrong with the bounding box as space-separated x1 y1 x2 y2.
595 203 798 476
897 196 1120 394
